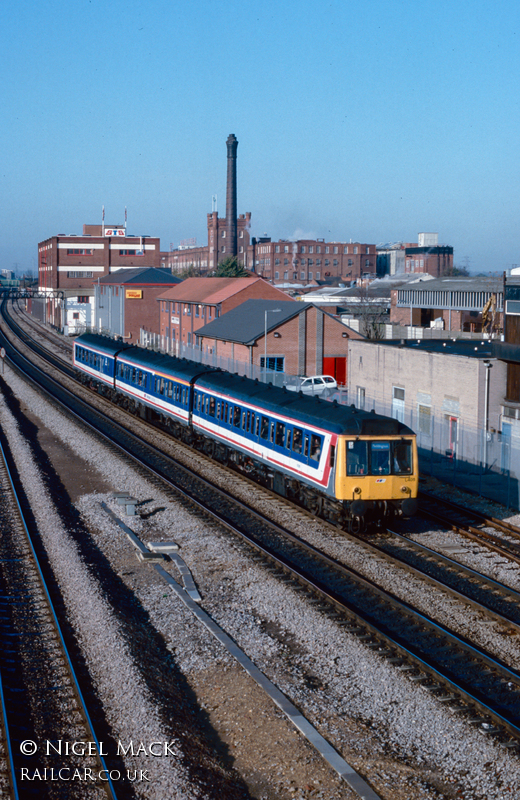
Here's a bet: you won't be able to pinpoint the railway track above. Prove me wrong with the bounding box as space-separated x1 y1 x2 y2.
3 302 520 755
0 427 117 799
419 490 520 566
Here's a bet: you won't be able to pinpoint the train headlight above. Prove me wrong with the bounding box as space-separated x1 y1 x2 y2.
354 487 361 494
401 486 410 493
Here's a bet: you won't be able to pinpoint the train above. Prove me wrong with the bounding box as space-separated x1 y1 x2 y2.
73 333 419 530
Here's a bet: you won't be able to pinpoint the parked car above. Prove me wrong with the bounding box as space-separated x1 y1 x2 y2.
323 387 349 404
285 375 338 396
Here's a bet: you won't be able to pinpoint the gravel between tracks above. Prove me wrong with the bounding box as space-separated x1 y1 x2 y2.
2 359 520 799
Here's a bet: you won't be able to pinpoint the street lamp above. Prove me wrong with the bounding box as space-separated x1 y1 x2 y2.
264 308 281 382
483 359 493 469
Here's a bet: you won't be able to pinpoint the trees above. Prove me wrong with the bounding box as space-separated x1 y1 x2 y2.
214 256 250 278
351 284 388 339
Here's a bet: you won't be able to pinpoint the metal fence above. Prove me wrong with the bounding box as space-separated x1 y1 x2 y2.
139 330 287 387
358 392 519 511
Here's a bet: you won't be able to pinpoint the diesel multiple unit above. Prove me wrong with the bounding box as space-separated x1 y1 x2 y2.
73 333 418 529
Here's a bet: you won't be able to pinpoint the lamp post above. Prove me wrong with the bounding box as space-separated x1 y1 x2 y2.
264 308 281 382
483 359 493 470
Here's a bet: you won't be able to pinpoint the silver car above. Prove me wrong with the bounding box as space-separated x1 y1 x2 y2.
285 375 338 396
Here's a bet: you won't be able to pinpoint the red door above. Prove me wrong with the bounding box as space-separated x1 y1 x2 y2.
322 357 346 386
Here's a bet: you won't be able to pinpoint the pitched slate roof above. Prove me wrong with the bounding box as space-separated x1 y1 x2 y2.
156 277 288 304
99 268 181 285
194 299 360 345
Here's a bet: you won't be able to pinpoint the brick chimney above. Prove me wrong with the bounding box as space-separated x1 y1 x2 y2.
225 134 238 259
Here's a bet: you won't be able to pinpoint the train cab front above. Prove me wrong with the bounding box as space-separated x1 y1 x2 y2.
335 436 419 527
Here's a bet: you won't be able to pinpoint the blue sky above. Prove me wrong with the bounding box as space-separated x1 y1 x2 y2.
1 0 519 275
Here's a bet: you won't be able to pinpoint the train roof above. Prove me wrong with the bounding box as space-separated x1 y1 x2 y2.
74 333 133 357
115 343 220 382
196 371 414 436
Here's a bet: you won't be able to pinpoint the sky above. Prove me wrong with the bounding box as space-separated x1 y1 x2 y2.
1 0 519 275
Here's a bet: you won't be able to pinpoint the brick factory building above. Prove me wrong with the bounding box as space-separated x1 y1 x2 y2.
195 299 363 383
377 233 453 279
157 277 290 348
37 222 161 331
389 276 503 332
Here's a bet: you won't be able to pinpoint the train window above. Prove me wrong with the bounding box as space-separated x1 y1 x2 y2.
209 398 216 417
249 412 255 432
392 441 412 474
304 436 309 457
275 422 285 447
255 416 260 437
260 416 269 440
370 441 390 474
310 435 322 461
269 422 275 443
233 406 241 427
167 381 173 398
330 444 335 467
285 429 292 449
292 428 303 454
246 410 251 430
242 411 247 429
220 402 226 421
347 441 367 475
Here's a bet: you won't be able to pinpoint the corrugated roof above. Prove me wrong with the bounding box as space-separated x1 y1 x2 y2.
99 268 181 285
156 277 281 304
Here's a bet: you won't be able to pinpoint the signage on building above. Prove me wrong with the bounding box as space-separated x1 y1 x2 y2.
126 289 142 299
105 229 125 236
171 316 179 325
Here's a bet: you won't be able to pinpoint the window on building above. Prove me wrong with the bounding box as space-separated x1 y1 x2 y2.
316 259 321 266
366 247 370 254
284 245 289 252
275 258 280 266
77 296 89 303
300 271 305 280
348 259 353 267
260 356 284 372
418 404 431 435
67 248 93 255
365 259 370 267
73 312 80 319
284 258 288 266
301 246 306 253
316 271 321 279
392 386 405 422
221 230 226 238
324 260 329 267
239 246 243 253
239 230 243 238
325 246 329 254
284 271 288 279
344 247 348 254
354 246 358 254
275 245 280 253
356 386 365 409
119 249 144 256
221 246 226 253
333 246 338 254
309 272 313 280
275 271 279 280
309 246 314 253
67 271 94 278
333 259 338 266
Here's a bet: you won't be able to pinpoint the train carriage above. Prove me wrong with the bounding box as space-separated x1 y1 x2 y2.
73 333 131 386
73 333 418 529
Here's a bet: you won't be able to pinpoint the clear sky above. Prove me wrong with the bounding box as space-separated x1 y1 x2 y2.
1 0 519 275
